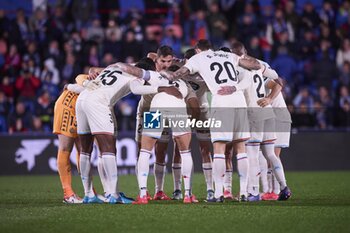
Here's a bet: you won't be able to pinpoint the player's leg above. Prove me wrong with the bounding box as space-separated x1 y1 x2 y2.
153 138 171 200
234 140 249 201
259 150 271 200
133 135 157 204
172 142 183 200
199 139 214 198
174 133 197 203
223 142 233 199
79 133 101 203
211 141 227 202
57 134 79 203
260 118 291 200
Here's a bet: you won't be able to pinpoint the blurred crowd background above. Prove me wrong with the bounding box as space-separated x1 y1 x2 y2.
0 0 350 134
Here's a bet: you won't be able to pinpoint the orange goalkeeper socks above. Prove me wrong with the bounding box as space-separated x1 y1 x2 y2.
57 150 74 197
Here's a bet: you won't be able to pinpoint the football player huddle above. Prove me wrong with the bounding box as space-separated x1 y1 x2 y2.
53 39 292 205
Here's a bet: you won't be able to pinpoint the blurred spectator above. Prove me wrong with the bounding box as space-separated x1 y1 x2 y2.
336 0 350 27
161 27 182 57
300 2 320 30
338 61 350 87
103 31 122 61
292 103 316 128
336 38 350 68
284 0 300 32
70 0 95 30
247 36 263 59
207 2 228 48
187 10 209 46
10 8 32 48
105 19 122 42
29 8 48 45
87 18 104 43
0 9 11 38
236 3 259 45
293 87 315 110
0 91 10 132
23 41 41 66
61 53 81 84
0 76 14 101
15 69 41 111
32 116 45 133
271 30 295 60
125 18 144 42
101 53 116 67
271 46 297 82
319 1 336 26
311 52 338 87
338 85 350 126
40 58 60 85
3 44 21 77
297 29 318 60
34 91 54 132
121 30 142 62
8 101 33 133
44 40 64 68
266 8 294 46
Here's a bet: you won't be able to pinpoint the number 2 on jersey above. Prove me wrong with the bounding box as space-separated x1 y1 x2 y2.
99 69 121 86
210 61 237 84
253 74 265 98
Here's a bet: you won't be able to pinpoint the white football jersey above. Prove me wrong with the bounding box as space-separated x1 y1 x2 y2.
185 73 209 109
90 65 136 106
237 66 275 121
184 50 241 94
147 71 188 108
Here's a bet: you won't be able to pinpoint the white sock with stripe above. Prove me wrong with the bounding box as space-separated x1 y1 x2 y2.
97 156 109 195
80 153 94 198
224 170 233 193
138 149 151 197
246 143 260 196
102 153 119 198
259 150 269 193
236 153 249 197
213 154 225 198
180 150 193 196
202 162 213 191
261 143 287 190
172 163 182 191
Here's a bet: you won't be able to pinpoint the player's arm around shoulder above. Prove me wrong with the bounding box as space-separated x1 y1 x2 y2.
238 55 261 70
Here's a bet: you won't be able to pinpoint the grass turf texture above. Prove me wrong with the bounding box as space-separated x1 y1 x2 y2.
0 172 350 233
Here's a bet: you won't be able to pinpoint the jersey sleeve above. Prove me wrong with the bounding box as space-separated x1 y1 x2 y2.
184 56 199 74
130 79 158 95
67 84 85 94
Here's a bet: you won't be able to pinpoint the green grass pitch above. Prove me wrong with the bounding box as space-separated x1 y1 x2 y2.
1 172 350 233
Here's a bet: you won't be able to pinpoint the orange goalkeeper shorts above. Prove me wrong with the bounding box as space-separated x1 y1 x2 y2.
53 90 79 138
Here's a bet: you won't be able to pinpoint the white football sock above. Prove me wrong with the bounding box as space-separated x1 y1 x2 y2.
273 173 281 194
259 150 269 193
246 144 260 196
97 156 109 194
154 162 166 193
213 154 225 198
267 168 273 193
80 153 94 198
172 163 182 191
180 150 193 196
102 153 119 198
261 143 287 190
138 149 151 197
236 153 249 197
224 170 233 193
202 162 213 191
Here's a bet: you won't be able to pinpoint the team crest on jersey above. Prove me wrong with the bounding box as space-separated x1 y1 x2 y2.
144 110 161 129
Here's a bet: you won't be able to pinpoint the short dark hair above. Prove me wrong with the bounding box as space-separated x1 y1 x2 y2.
167 64 180 72
195 39 212 51
219 47 231 52
135 57 156 71
231 41 245 56
157 45 173 57
184 48 196 59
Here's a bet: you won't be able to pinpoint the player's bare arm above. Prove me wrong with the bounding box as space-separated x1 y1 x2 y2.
159 66 190 81
257 79 283 107
113 62 144 78
238 55 261 70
